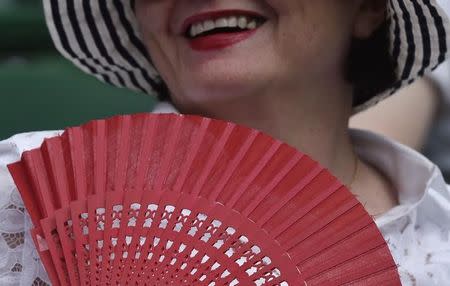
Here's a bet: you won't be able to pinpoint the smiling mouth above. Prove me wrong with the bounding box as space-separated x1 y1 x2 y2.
184 10 266 39
185 14 266 39
182 11 267 51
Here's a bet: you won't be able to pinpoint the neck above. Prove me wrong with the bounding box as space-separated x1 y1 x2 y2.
175 80 358 185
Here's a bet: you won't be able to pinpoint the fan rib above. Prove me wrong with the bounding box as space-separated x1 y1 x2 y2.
30 228 62 286
42 138 71 208
92 120 108 196
258 165 324 226
226 139 282 208
111 115 132 193
107 116 158 284
281 190 358 251
305 243 397 285
247 155 303 219
299 223 389 276
25 151 56 215
67 127 88 200
208 129 260 202
343 266 401 285
88 121 109 286
60 133 77 202
97 117 133 285
173 118 211 193
291 204 372 264
271 180 342 239
55 207 80 285
70 199 90 285
190 123 236 197
41 217 70 285
132 115 160 192
153 115 184 192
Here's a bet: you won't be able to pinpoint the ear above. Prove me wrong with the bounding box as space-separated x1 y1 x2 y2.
353 0 387 39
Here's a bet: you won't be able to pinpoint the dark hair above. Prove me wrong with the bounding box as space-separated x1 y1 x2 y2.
347 21 397 107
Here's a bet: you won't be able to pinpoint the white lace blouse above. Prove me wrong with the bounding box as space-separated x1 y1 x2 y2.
0 106 449 285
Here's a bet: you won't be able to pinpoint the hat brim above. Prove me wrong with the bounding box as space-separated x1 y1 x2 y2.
43 0 450 112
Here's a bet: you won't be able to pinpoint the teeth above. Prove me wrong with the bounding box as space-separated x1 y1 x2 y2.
196 23 204 34
228 16 237 27
188 15 261 37
247 20 257 29
215 18 228 28
189 25 196 37
190 23 204 37
237 16 247 29
203 20 215 31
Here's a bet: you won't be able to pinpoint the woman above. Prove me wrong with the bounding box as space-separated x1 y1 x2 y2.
0 0 449 285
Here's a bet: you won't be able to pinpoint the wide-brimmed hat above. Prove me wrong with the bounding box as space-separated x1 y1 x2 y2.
43 0 450 112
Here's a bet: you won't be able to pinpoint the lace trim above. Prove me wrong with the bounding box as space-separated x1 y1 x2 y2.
0 184 50 285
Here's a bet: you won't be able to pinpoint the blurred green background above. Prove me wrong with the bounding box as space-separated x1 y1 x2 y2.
0 1 156 140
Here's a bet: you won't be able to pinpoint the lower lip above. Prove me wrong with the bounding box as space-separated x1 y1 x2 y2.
188 30 257 51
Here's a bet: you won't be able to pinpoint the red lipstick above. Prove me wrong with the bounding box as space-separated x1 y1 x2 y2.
189 30 257 51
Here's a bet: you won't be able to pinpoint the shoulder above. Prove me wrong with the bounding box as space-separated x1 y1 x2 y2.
378 180 450 285
0 131 61 158
0 130 61 158
0 130 61 194
0 130 61 202
352 129 450 284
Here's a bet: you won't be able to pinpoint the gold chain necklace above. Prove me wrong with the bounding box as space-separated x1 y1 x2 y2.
348 155 360 189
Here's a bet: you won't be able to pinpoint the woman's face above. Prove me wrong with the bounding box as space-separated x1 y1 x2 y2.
135 0 379 109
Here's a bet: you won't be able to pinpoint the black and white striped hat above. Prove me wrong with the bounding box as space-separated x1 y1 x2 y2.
43 0 450 111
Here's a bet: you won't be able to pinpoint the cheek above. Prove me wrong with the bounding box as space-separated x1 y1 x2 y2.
135 0 170 33
275 3 354 80
135 1 180 92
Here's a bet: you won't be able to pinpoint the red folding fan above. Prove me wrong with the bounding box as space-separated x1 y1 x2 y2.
8 113 401 286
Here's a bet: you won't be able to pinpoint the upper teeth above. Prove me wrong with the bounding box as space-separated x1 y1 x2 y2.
189 16 258 38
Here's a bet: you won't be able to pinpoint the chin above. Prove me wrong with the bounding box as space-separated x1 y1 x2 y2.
178 73 267 105
179 59 273 100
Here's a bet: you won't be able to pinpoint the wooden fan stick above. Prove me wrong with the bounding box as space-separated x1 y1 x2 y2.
107 115 162 285
117 116 216 284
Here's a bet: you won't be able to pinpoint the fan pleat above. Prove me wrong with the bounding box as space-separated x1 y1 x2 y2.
227 138 282 209
30 227 62 285
249 157 320 225
42 137 71 207
191 124 236 198
280 188 358 251
24 151 55 215
300 224 390 276
241 151 302 217
171 117 211 194
292 205 372 264
67 127 88 200
55 206 79 284
60 132 77 201
345 267 401 285
206 129 261 203
306 245 398 285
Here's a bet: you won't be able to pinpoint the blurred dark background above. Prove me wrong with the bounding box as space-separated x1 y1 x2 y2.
0 1 156 140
